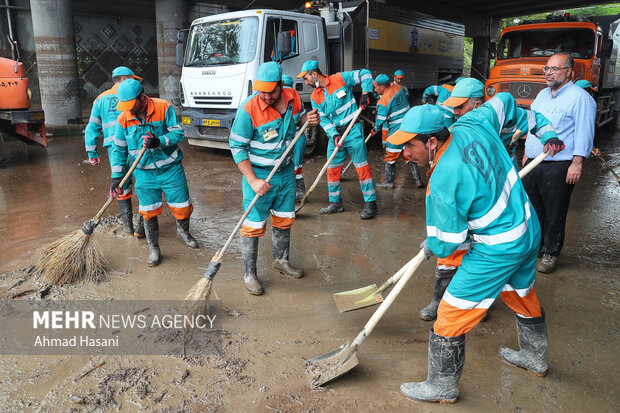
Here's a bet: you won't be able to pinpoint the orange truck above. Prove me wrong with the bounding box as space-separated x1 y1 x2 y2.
0 56 46 162
485 13 620 128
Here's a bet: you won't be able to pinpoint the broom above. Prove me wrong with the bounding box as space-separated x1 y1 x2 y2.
34 147 147 285
184 122 310 309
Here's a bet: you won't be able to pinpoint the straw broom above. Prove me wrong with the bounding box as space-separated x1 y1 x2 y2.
184 122 310 313
34 147 147 285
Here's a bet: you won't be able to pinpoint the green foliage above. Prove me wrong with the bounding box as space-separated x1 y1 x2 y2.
503 4 620 30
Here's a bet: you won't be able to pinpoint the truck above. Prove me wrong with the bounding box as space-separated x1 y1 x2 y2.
175 0 464 152
485 13 620 128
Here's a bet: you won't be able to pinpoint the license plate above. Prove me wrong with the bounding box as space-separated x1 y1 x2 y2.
202 119 220 127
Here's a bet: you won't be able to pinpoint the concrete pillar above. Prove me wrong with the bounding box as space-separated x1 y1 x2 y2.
472 36 490 82
155 0 186 107
30 0 81 126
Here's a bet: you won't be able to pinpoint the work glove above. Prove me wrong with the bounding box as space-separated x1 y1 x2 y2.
110 178 123 198
370 128 381 140
359 94 370 111
89 156 100 166
333 134 342 148
142 131 160 149
420 239 433 260
543 138 565 156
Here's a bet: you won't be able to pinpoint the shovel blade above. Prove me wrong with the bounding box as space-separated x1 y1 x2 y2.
306 342 359 387
332 284 384 313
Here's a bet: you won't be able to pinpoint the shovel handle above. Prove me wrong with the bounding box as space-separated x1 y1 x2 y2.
350 249 426 350
519 151 549 179
92 146 147 223
213 121 310 263
596 154 620 182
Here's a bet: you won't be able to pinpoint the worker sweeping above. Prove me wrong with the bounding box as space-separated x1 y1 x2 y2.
110 79 197 267
84 66 144 237
392 69 410 100
229 62 319 295
298 60 377 219
371 74 423 188
422 80 458 126
282 74 308 201
417 80 564 322
389 104 550 404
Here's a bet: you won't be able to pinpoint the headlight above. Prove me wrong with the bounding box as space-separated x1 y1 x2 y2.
181 116 191 125
486 86 496 97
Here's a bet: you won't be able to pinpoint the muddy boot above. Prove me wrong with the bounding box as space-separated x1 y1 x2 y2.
537 254 557 273
408 161 424 188
144 217 161 267
176 218 198 249
320 200 344 215
499 310 548 377
272 227 303 278
401 329 465 404
378 162 395 189
117 199 135 234
360 201 377 219
295 178 306 202
420 269 455 321
242 236 263 295
134 215 145 238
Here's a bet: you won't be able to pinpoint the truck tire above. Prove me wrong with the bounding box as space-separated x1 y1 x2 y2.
304 125 327 156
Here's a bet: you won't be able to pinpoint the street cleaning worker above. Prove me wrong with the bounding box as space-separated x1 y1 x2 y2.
389 104 550 404
422 82 457 127
415 80 563 322
392 69 410 100
110 79 197 267
84 66 144 237
297 59 378 219
282 74 308 201
371 74 423 188
230 62 320 295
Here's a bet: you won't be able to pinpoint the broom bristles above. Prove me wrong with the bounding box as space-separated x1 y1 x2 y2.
34 229 108 285
184 277 213 301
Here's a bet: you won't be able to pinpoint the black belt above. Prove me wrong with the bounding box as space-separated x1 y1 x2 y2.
335 122 360 135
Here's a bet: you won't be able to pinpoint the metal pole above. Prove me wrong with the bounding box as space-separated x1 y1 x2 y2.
5 0 15 61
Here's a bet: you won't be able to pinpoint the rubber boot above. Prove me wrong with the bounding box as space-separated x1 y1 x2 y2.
408 161 424 188
272 227 303 278
320 200 344 215
295 178 306 201
134 215 145 238
378 162 395 189
419 269 455 321
360 201 377 219
242 236 263 295
499 309 548 377
176 218 198 249
144 217 161 267
401 329 465 404
537 254 557 273
117 199 135 235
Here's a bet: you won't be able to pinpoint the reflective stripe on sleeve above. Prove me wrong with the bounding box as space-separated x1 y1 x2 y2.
426 226 468 244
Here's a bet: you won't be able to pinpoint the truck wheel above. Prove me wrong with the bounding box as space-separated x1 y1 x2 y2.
305 125 326 156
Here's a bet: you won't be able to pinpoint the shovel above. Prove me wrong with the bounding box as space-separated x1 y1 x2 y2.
296 108 363 213
307 249 426 387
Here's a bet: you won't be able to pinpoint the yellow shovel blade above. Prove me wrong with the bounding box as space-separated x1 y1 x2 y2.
332 284 384 313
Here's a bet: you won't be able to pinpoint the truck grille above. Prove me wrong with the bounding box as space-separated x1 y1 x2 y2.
500 69 520 76
192 96 233 106
496 82 546 100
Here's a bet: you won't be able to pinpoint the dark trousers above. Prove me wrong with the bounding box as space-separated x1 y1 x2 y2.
521 160 574 257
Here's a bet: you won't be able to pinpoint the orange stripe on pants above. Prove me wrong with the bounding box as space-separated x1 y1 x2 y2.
140 207 162 220
437 249 466 269
384 150 401 163
241 225 267 237
355 164 372 182
271 215 295 230
169 204 193 220
327 165 344 183
117 190 133 201
434 300 489 337
500 288 542 318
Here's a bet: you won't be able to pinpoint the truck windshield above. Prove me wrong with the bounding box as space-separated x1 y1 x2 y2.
184 17 259 67
497 28 595 60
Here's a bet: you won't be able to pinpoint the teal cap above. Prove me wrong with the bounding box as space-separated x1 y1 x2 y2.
254 61 282 92
282 74 294 86
116 79 143 111
375 74 390 85
455 76 466 84
394 69 405 78
112 66 142 81
443 77 485 107
575 79 595 90
297 60 319 78
387 104 446 145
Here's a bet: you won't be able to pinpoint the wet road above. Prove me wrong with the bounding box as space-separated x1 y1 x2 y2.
0 128 618 412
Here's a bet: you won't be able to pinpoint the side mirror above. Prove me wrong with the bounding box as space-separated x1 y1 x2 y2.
176 43 184 67
601 38 613 59
177 29 189 43
277 31 292 60
489 42 497 59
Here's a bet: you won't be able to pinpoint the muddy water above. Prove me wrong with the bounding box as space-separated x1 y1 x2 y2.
0 129 618 412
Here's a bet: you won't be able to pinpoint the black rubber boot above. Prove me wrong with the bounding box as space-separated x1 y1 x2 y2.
360 201 377 219
320 200 344 215
272 227 303 278
117 199 135 234
401 329 465 404
499 309 548 377
144 217 160 267
420 269 455 321
176 218 198 249
134 215 145 238
295 178 306 201
242 236 263 295
408 161 424 188
378 162 395 188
